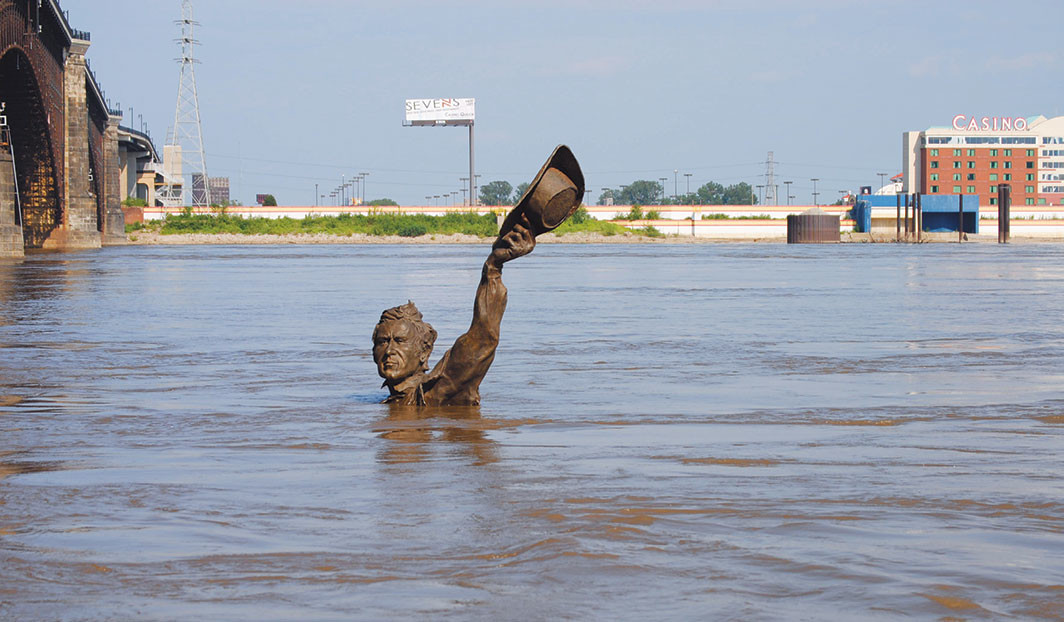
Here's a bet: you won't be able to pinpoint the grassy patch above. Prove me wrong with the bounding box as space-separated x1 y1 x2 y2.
701 213 776 220
158 212 500 237
553 217 629 236
144 209 665 239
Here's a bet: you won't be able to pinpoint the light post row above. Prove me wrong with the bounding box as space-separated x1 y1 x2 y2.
307 170 892 210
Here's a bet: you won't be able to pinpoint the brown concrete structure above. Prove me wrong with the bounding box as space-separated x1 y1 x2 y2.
0 0 123 257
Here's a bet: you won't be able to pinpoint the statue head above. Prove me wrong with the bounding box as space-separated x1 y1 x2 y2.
372 301 437 386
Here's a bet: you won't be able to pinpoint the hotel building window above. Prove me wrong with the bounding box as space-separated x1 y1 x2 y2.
953 161 961 168
931 185 939 192
990 161 998 168
953 185 962 192
953 149 962 156
1004 174 1012 181
967 173 976 180
967 186 976 193
953 173 961 181
990 174 998 181
930 173 939 181
930 161 939 169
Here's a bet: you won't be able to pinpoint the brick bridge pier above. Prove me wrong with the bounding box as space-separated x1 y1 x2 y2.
1 0 124 258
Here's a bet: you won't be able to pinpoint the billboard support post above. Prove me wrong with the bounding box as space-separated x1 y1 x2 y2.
469 123 475 207
404 98 476 207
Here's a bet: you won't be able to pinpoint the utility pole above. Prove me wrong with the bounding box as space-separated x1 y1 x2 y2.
659 177 667 205
784 180 792 206
877 172 887 193
673 169 678 200
811 178 820 207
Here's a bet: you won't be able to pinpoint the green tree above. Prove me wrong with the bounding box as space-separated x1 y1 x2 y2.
479 181 514 206
597 188 618 205
367 198 399 206
696 182 725 204
722 182 756 205
512 182 530 204
695 181 756 205
617 180 661 205
262 194 278 206
676 192 698 205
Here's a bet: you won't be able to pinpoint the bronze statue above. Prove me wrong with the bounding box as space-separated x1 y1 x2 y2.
373 145 584 406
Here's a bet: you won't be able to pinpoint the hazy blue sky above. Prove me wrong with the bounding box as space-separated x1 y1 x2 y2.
63 0 1064 206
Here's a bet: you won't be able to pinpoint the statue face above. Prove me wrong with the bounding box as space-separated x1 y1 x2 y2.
373 319 428 384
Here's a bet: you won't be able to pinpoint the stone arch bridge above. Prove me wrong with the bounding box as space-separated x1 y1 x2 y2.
1 0 123 258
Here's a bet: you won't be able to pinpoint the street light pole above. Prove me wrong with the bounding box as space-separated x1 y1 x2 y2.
684 173 692 203
314 183 318 207
359 172 368 204
673 169 678 200
877 172 887 193
659 177 667 205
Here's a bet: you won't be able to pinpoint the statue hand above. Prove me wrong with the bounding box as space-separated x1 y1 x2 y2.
491 214 535 265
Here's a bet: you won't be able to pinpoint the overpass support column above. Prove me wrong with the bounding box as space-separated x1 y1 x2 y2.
0 146 24 258
43 38 100 250
101 114 125 244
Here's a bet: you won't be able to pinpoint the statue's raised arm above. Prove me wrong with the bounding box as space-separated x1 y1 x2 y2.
372 145 584 406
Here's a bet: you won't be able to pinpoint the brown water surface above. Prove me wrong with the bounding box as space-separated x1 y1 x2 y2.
1 244 1063 620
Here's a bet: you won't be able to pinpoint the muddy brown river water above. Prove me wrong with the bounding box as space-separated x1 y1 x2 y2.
1 243 1063 620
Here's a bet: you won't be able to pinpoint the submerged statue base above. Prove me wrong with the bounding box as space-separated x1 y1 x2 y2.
372 145 584 406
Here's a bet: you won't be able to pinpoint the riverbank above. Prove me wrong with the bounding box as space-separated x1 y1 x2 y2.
125 231 727 245
123 230 1058 245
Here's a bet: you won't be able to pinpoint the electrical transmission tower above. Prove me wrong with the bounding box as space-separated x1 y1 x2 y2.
764 151 777 206
164 0 211 207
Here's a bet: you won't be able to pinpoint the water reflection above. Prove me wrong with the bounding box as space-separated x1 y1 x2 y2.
375 404 498 465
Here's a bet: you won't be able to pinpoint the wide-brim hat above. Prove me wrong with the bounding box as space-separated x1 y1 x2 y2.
499 145 584 238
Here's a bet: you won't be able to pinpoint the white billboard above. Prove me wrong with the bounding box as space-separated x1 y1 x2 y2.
405 98 475 125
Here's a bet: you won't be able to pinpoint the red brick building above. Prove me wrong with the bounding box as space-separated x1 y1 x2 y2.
903 115 1064 207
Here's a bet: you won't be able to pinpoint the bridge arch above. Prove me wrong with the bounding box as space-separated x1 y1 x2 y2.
0 45 62 247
